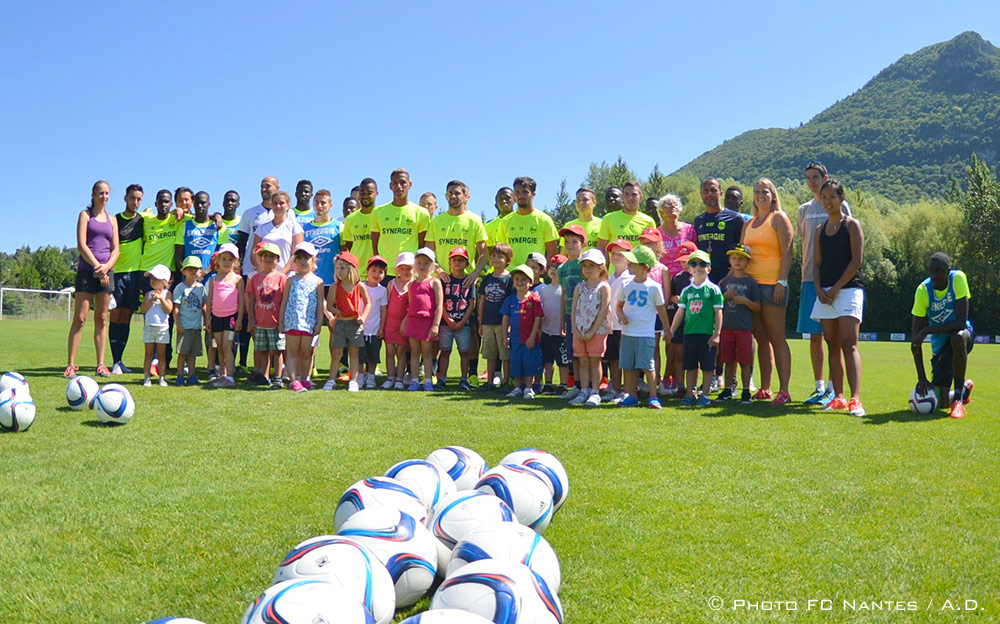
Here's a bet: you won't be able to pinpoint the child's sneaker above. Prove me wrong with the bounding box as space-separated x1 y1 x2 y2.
142 376 152 387
506 387 523 398
569 390 589 405
348 380 361 392
585 392 602 407
423 381 434 392
949 400 966 419
434 379 447 391
562 387 581 401
803 388 826 405
271 378 284 390
157 376 167 387
716 388 733 401
478 382 496 392
740 389 752 404
648 397 662 409
187 375 201 386
771 390 791 405
753 388 772 401
523 387 536 399
619 395 639 407
407 381 421 392
322 379 336 391
540 383 555 395
824 395 848 410
848 397 866 417
680 394 696 407
458 379 472 391
696 395 712 407
302 380 315 391
709 375 722 393
175 375 185 386
382 379 395 390
290 380 306 392
393 380 404 390
600 389 618 403
555 384 568 395
365 375 376 390
356 372 367 387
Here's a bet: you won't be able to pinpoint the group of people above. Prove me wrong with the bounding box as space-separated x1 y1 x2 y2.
66 162 976 417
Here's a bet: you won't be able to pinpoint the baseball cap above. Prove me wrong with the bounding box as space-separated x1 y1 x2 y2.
368 255 388 268
336 250 359 268
448 247 470 260
638 227 663 242
256 241 281 257
144 264 171 281
415 247 436 262
548 253 568 267
510 264 535 282
622 245 658 269
217 242 240 260
294 241 318 257
676 240 699 263
606 238 633 254
181 255 202 270
559 224 587 243
396 251 415 267
579 248 606 265
688 250 712 265
526 252 547 269
727 243 752 259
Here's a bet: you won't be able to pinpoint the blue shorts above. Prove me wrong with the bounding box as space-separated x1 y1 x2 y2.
619 335 655 371
510 342 543 378
562 313 574 360
113 270 143 310
439 324 471 352
797 281 822 335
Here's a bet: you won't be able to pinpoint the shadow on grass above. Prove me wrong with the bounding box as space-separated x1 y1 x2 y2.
861 409 950 425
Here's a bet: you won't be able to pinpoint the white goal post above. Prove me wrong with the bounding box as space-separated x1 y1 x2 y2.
0 287 73 321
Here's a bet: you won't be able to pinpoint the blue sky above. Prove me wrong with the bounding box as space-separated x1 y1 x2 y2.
1 0 996 252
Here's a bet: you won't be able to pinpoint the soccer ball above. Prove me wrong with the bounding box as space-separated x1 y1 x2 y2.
93 383 136 424
337 508 438 608
429 490 517 573
426 446 489 490
0 371 28 394
500 449 570 513
272 535 395 624
144 619 209 624
431 560 563 624
0 387 36 432
240 579 374 624
334 476 428 532
475 465 554 533
386 459 458 512
66 375 100 410
909 387 939 414
397 609 496 623
447 523 561 594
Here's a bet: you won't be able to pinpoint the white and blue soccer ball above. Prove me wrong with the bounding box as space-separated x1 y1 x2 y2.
500 449 569 513
272 535 395 624
337 507 439 608
397 609 496 624
426 446 489 490
0 387 36 433
909 387 939 414
93 383 135 424
0 371 28 394
447 523 561 594
240 579 374 624
475 465 554 534
431 560 563 624
66 375 100 410
144 619 208 624
334 476 428 531
429 490 517 573
386 458 458 512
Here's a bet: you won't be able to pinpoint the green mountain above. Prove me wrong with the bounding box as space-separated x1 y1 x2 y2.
675 32 1000 201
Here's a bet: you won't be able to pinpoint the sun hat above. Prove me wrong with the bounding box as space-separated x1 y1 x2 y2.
144 264 171 281
579 248 606 265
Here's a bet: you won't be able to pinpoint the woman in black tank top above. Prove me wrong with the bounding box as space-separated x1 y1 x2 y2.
811 180 866 416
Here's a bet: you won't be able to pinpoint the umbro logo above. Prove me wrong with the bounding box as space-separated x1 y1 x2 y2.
310 236 332 247
190 238 214 249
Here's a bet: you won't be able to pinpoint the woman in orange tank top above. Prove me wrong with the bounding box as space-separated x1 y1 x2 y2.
740 178 794 404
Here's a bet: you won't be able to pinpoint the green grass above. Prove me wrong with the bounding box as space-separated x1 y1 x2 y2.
1 320 998 623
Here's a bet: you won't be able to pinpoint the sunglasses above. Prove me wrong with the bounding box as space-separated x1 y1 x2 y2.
687 260 709 268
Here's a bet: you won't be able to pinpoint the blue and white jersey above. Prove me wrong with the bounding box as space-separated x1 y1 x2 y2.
292 207 315 226
178 219 228 270
302 219 342 285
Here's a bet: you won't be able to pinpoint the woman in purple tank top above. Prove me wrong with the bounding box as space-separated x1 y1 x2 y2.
66 180 120 378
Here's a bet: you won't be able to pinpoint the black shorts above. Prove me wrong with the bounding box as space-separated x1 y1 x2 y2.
668 308 685 344
602 330 622 363
75 269 115 295
211 313 238 333
363 335 382 365
113 270 143 310
541 333 569 366
683 334 716 371
930 328 975 387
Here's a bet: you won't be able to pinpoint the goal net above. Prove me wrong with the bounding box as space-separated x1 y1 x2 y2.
0 287 73 321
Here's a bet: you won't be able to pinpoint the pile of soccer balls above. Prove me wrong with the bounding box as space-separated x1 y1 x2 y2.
147 446 568 624
0 371 35 432
65 374 136 424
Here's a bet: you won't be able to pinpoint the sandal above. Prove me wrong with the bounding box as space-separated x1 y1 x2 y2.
95 365 111 378
64 365 80 379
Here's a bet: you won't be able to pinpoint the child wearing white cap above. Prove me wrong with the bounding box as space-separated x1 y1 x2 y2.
382 251 414 389
205 243 245 387
140 264 175 386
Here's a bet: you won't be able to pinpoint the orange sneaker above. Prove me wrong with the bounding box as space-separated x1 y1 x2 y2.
949 400 966 419
598 377 610 391
63 365 79 379
962 379 974 405
824 395 848 410
848 397 866 417
337 373 351 382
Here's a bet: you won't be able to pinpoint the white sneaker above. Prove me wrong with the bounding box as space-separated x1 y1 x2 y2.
600 389 618 403
569 390 590 405
403 373 412 385
365 375 376 390
585 392 602 406
158 376 168 387
394 380 405 390
348 380 360 392
492 375 502 387
382 379 395 390
356 372 366 387
111 362 124 375
614 391 627 404
142 376 152 387
749 378 758 393
506 387 523 398
523 388 536 399
563 387 581 401
709 375 722 393
322 379 336 391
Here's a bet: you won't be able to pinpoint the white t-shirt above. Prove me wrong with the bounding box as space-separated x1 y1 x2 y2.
538 282 562 336
256 218 304 271
362 282 388 336
797 198 851 282
238 203 271 275
618 278 664 337
144 294 170 330
609 269 634 331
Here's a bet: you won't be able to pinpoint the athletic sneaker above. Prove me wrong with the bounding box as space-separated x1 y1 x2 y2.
613 392 627 404
824 396 848 410
562 387 581 401
434 379 447 391
407 381 420 392
818 387 836 406
716 388 733 401
175 375 185 386
423 382 434 392
207 370 218 383
555 384 568 396
403 373 412 385
302 380 315 391
322 379 336 391
771 390 791 405
506 387 523 398
619 395 639 407
540 383 555 395
338 372 351 383
569 390 589 405
187 375 200 386
382 379 395 390
348 380 361 392
365 375 376 390
803 389 827 405
709 375 722 394
142 376 152 387
111 362 125 375
290 380 306 392
740 389 752 404
478 382 496 392
523 388 536 400
600 389 618 403
598 377 610 391
477 371 489 381
749 378 758 394
696 395 712 407
848 397 866 417
64 365 80 379
753 388 773 401
96 365 111 378
355 373 366 387
585 392 602 407
394 380 405 390
963 379 974 404
949 400 966 419
219 376 236 388
458 379 472 391
680 394 696 407
648 397 662 409
270 378 283 390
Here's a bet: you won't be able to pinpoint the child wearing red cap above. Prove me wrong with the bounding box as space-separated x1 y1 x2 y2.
323 250 371 392
437 247 477 390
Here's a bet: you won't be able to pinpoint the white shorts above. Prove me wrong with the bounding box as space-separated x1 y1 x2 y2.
143 327 171 345
811 287 864 322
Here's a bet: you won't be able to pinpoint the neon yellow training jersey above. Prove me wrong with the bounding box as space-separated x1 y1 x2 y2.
598 210 656 246
562 216 602 251
370 201 430 275
342 208 377 270
139 211 179 271
495 209 559 266
426 210 488 271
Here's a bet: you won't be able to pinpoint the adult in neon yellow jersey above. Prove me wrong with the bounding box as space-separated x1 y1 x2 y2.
140 189 182 274
485 186 515 252
109 183 145 374
371 168 429 280
597 181 657 254
496 176 559 266
425 180 488 284
561 186 602 252
342 177 379 271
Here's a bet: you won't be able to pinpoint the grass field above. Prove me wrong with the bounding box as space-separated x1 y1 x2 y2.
0 320 997 623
